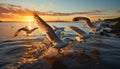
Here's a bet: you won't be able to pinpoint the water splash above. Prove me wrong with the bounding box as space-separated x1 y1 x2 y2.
7 39 73 69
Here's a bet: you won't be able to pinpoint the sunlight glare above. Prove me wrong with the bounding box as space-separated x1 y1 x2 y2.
25 16 34 22
27 19 34 22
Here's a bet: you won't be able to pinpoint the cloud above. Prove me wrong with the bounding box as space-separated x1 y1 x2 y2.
48 9 104 16
0 3 106 20
0 3 33 17
0 3 56 17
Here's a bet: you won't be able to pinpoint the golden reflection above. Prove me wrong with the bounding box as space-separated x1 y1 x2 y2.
28 23 32 29
17 42 47 65
17 41 73 65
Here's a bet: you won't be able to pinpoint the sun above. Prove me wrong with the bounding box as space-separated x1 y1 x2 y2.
25 16 34 22
27 19 34 22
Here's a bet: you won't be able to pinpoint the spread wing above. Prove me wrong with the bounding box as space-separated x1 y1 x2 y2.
69 26 86 37
14 30 21 37
73 17 96 32
13 28 28 37
33 13 61 44
29 27 38 33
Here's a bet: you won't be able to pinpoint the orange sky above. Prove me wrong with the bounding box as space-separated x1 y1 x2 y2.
0 3 120 22
0 13 119 22
1 14 118 22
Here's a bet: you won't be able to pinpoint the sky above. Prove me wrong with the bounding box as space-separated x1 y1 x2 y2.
0 0 120 22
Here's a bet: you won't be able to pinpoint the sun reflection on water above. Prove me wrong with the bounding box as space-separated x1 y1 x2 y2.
10 40 74 69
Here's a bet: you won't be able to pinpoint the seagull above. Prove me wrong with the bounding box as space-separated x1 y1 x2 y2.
69 26 92 43
33 13 72 50
51 25 65 38
73 17 103 33
13 26 38 37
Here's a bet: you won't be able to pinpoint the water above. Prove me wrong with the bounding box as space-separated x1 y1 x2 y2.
0 22 89 41
0 22 120 69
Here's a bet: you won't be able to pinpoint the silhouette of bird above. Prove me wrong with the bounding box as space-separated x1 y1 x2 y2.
13 26 38 37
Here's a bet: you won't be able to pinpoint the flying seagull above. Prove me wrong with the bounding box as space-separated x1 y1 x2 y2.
33 13 72 50
51 25 65 38
73 17 103 33
69 26 92 42
13 26 38 37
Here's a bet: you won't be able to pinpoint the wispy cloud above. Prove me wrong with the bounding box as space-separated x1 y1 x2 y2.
0 3 56 17
0 3 31 17
47 9 105 16
72 10 104 15
0 3 106 21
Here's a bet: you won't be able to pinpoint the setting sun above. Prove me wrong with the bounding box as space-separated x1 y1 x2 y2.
27 19 34 22
24 16 34 22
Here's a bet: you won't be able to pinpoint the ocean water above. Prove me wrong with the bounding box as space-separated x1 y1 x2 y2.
0 22 120 69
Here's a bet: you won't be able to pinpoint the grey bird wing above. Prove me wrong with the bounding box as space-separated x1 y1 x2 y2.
73 17 96 30
69 26 86 36
33 13 61 44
